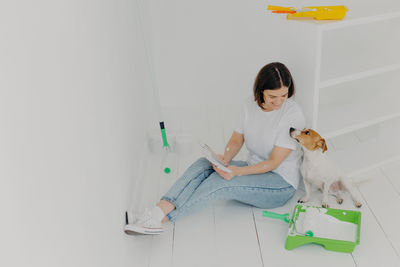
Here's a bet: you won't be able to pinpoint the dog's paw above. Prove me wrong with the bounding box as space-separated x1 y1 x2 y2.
354 201 362 208
336 198 344 204
298 198 308 203
322 202 329 208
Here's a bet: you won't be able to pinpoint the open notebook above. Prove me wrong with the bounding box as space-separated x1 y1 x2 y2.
199 143 232 173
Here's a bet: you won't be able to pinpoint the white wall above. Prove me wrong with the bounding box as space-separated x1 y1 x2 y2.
144 0 282 109
1 1 155 266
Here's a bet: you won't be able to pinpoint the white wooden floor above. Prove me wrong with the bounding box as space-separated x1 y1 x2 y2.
129 105 400 267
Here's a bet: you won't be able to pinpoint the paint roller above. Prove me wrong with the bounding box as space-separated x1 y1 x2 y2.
135 0 172 174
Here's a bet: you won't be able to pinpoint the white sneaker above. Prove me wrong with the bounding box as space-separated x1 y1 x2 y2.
124 209 164 235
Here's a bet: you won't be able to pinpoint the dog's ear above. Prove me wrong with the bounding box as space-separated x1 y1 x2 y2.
317 138 328 153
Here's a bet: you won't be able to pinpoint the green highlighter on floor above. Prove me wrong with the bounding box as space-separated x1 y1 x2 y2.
262 204 361 253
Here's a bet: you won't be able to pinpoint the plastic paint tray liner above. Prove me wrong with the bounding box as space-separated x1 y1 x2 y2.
263 204 361 253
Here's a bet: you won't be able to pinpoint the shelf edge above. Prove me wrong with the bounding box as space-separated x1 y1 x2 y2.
319 64 400 89
320 11 400 31
321 112 400 139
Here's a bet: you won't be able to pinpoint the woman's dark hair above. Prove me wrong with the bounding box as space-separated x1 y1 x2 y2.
253 62 295 109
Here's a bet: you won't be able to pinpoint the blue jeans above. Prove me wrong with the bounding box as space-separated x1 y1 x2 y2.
161 157 296 222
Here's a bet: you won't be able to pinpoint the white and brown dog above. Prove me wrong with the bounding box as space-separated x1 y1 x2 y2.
290 128 362 208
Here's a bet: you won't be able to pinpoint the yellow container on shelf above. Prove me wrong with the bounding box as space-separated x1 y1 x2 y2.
288 6 348 20
267 5 348 20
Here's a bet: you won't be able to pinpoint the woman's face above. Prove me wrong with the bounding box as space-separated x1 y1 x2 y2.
262 86 289 111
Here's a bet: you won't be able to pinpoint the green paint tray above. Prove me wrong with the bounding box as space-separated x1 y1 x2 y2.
263 204 361 253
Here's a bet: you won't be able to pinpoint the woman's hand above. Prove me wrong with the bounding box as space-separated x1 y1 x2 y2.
216 154 229 166
212 155 242 180
212 164 242 180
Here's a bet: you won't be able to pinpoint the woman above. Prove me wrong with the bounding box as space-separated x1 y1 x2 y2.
125 62 305 235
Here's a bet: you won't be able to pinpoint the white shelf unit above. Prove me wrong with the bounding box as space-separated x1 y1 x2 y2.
279 12 400 175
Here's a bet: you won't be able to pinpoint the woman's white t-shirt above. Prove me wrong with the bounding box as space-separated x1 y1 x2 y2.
235 96 305 189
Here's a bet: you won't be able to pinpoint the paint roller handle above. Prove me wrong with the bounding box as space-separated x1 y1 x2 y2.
262 211 290 223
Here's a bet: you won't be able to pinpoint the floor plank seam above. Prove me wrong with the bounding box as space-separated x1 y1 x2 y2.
356 186 400 260
212 204 216 244
147 237 152 267
251 208 264 267
350 253 358 267
212 204 217 266
170 153 181 267
172 222 176 267
379 166 400 197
